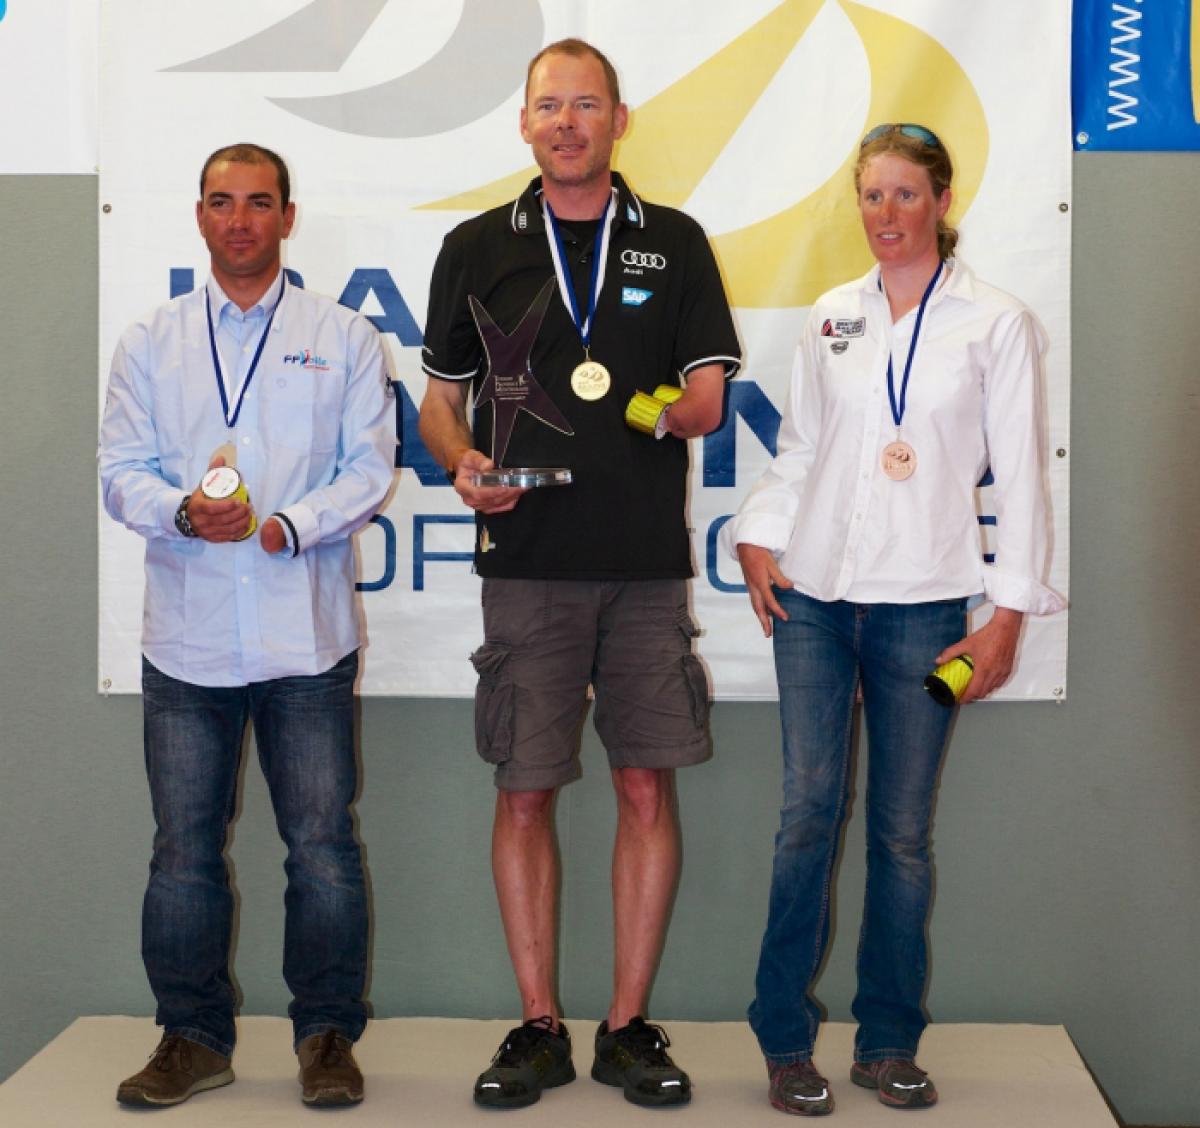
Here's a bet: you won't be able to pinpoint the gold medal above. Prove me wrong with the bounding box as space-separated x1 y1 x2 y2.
571 359 611 401
881 439 917 481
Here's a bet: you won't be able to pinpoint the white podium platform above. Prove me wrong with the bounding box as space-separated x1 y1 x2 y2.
0 1017 1117 1127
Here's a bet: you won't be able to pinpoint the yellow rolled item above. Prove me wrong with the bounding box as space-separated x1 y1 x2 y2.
625 384 684 436
201 465 257 540
923 654 974 706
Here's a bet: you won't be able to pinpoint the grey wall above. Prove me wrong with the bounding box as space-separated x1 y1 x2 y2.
1 158 1197 1126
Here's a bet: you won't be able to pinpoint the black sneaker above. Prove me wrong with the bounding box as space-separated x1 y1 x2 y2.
591 1016 691 1106
473 1016 575 1109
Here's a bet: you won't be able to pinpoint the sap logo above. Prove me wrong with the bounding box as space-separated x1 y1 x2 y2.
622 287 653 307
170 266 423 347
0 3 7 23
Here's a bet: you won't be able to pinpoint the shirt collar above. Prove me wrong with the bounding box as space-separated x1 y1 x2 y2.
204 269 286 322
510 171 646 236
861 256 975 307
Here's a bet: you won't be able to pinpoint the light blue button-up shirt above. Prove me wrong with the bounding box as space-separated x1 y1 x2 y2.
99 273 396 687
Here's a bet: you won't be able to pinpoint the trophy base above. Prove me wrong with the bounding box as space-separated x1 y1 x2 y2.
471 467 573 488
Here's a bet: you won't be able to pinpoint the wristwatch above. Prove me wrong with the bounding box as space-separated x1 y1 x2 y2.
174 494 197 538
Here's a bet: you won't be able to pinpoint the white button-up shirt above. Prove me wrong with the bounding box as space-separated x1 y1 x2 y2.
99 273 396 686
725 260 1064 615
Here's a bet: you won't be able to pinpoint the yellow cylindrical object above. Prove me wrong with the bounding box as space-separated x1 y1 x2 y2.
652 384 683 404
625 391 669 435
923 655 974 707
201 465 257 540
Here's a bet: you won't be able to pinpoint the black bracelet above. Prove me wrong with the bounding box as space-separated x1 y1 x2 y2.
271 511 300 557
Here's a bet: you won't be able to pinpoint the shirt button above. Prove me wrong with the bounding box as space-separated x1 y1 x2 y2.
241 576 249 585
242 436 251 445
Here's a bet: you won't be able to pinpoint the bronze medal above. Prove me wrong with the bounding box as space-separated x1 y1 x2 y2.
881 439 917 481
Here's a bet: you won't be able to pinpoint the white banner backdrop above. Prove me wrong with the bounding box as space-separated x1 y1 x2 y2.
98 0 1071 699
0 0 98 173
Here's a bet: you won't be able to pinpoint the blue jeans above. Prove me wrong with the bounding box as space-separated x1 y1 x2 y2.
748 592 965 1065
140 651 368 1056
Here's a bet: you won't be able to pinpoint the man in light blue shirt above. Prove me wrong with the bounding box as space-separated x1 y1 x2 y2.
99 144 394 1109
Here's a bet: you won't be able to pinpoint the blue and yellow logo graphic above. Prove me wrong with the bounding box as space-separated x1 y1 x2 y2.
423 0 988 309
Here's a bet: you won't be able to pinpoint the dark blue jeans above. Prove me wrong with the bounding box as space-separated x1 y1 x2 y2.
748 592 965 1065
140 652 368 1056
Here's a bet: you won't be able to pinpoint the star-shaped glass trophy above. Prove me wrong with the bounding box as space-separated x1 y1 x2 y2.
469 278 574 488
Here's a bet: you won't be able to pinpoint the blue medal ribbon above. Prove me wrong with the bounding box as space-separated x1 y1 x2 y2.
206 272 286 429
543 194 615 354
885 260 943 429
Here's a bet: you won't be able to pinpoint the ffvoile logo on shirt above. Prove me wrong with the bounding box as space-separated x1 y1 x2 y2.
282 349 330 371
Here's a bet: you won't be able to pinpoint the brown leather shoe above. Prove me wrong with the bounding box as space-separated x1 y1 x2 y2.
116 1034 234 1107
297 1030 364 1106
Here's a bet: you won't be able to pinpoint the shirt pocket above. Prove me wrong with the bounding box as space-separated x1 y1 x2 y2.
260 367 344 453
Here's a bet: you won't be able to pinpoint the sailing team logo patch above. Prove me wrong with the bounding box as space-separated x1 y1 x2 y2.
820 318 866 338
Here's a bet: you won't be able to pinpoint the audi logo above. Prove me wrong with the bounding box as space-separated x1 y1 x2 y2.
621 250 667 269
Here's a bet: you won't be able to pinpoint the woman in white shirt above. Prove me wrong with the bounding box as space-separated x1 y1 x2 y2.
726 123 1064 1116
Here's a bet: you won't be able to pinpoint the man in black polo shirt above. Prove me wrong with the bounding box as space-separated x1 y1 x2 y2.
419 37 740 1110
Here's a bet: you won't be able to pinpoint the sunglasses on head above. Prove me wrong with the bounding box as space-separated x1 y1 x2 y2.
860 123 942 149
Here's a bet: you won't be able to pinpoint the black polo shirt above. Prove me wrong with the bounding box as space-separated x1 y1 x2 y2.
422 173 741 580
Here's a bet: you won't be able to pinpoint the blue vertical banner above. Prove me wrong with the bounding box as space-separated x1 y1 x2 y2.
1074 0 1200 149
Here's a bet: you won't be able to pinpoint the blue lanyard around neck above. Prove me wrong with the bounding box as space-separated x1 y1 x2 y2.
206 272 286 429
885 260 943 429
